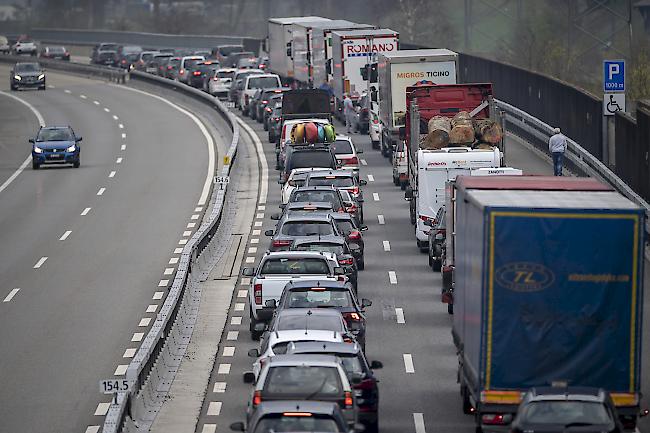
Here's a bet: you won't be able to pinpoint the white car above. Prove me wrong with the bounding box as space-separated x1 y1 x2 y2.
369 103 381 148
239 73 281 116
206 67 235 96
391 139 408 190
280 167 331 204
331 135 362 177
12 40 37 56
177 55 205 83
0 36 10 54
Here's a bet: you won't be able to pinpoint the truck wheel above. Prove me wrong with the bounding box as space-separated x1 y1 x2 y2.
416 239 427 253
357 257 365 271
448 303 454 314
372 140 379 150
462 385 473 414
393 173 399 186
409 201 416 225
249 310 262 341
32 160 40 170
433 258 442 272
400 180 407 191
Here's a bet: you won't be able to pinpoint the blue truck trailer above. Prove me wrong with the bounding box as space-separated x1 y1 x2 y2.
452 176 645 432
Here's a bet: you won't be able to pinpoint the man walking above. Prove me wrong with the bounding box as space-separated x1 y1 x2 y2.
548 127 567 176
343 93 355 134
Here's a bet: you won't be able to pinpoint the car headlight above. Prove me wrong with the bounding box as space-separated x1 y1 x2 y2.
38 74 45 80
33 146 43 153
14 75 21 81
66 145 76 152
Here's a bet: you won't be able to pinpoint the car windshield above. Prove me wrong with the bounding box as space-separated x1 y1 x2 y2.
15 63 39 72
281 222 333 236
264 365 342 396
126 54 139 61
49 47 65 53
141 53 156 61
331 140 353 155
37 129 73 142
101 44 118 51
183 58 202 68
217 70 235 79
260 258 330 275
238 58 258 68
122 46 142 54
309 177 354 188
254 414 339 433
289 152 335 171
291 191 341 208
522 401 611 425
339 354 364 376
295 243 344 255
334 220 355 234
277 314 343 332
248 76 280 89
219 46 243 56
286 290 352 309
199 64 219 73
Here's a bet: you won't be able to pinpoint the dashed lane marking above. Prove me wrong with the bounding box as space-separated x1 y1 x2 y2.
81 207 91 216
169 257 179 265
256 213 264 219
231 316 242 325
414 413 426 433
179 239 188 245
164 267 174 275
187 222 196 228
246 256 255 263
373 192 380 201
121 133 126 139
248 247 257 254
254 221 263 227
360 159 367 166
108 170 116 178
191 214 200 220
112 115 118 120
252 229 261 236
383 240 390 251
174 248 183 254
217 363 231 374
146 304 158 313
59 230 72 241
241 278 251 285
368 174 374 182
213 382 226 393
118 124 124 129
222 346 235 357
195 206 203 212
234 302 245 311
378 214 385 225
183 230 192 237
33 257 48 269
114 364 128 375
158 279 169 287
3 288 19 303
103 107 110 113
250 238 259 244
201 424 217 433
123 348 137 358
138 318 151 327
238 289 247 298
207 401 222 416
403 354 415 373
131 333 144 342
80 95 87 99
257 205 265 211
396 308 406 324
120 144 126 151
94 403 110 416
116 157 122 164
97 187 106 196
153 292 164 300
227 331 239 340
388 271 397 284
84 426 100 433
64 89 71 94
93 100 100 105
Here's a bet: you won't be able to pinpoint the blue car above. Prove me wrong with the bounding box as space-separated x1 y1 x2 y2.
30 126 81 169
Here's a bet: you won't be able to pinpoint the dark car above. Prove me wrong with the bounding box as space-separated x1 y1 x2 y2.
10 62 45 91
165 57 181 79
116 45 142 69
275 280 370 347
96 50 118 66
282 145 339 183
40 46 70 61
305 170 367 223
510 387 625 433
213 44 244 64
226 51 255 68
288 186 347 213
330 212 367 270
287 341 382 433
274 201 334 219
265 211 340 251
236 56 259 69
188 60 220 88
268 103 283 143
30 126 82 169
254 88 285 123
263 93 283 130
290 237 360 290
91 42 118 64
230 400 352 433
427 206 446 272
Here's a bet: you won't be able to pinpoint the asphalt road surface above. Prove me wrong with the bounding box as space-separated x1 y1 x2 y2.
0 66 222 433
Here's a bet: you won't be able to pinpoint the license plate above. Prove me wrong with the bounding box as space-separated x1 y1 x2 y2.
354 389 363 397
49 153 62 159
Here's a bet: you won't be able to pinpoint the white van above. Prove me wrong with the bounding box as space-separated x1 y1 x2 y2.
239 73 282 116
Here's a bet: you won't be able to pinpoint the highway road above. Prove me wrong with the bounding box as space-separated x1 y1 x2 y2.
194 109 650 433
0 66 223 433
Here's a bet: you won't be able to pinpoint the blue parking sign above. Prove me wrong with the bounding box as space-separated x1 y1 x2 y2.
604 60 625 92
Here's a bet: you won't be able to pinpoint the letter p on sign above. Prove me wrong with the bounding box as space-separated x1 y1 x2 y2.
603 60 625 92
608 63 619 80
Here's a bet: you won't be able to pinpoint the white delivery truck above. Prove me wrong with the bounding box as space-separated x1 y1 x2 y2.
331 28 399 118
377 49 458 157
267 16 330 81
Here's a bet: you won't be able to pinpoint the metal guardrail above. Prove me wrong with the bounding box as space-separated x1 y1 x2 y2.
498 99 650 232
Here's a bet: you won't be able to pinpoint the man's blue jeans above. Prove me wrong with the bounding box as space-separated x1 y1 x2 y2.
552 152 564 176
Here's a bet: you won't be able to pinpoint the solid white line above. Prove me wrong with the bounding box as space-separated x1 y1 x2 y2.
213 382 227 393
81 207 91 216
378 214 385 225
123 348 137 358
94 402 110 416
138 318 151 327
33 257 48 269
383 240 391 251
395 307 406 324
114 364 128 375
388 271 398 284
59 230 72 241
0 91 45 195
120 144 126 151
231 316 242 325
403 354 415 373
97 187 106 196
413 413 426 433
109 170 116 178
236 117 268 204
367 174 374 182
114 85 216 206
169 257 179 264
84 425 100 433
222 346 235 357
373 192 380 201
146 304 158 313
360 159 368 166
116 157 122 164
207 401 222 416
217 363 231 374
3 288 20 303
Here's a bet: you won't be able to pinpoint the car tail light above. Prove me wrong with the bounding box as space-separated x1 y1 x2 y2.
254 284 262 304
338 257 354 266
345 204 357 213
343 312 361 322
481 414 507 425
272 240 292 248
259 64 266 69
213 76 219 80
265 107 272 112
274 117 280 121
262 100 268 104
245 94 249 103
253 390 262 407
351 186 359 195
348 231 361 240
180 68 185 75
121 59 127 64
355 378 375 391
341 156 358 165
344 391 353 407
193 71 201 76
419 215 437 224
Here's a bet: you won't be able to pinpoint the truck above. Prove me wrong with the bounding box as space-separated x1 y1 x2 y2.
267 16 330 82
404 83 505 250
291 20 375 87
377 49 459 158
451 175 645 432
331 28 399 118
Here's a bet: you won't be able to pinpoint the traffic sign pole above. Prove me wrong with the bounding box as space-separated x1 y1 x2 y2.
602 60 626 168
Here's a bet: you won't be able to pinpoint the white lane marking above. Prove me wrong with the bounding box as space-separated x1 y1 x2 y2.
131 333 144 342
194 206 203 212
103 107 110 113
47 85 55 89
109 170 116 178
121 133 126 139
81 207 91 216
254 221 262 227
174 248 183 254
112 115 118 120
153 292 164 300
252 230 261 236
118 123 124 129
360 159 367 166
231 316 242 325
213 382 227 393
257 205 266 211
3 288 20 303
256 213 264 219
222 346 235 357
373 192 380 201
97 187 106 196
146 304 158 313
116 157 122 164
123 348 137 358
94 403 110 416
33 257 48 269
388 271 398 284
245 256 255 263
164 267 174 275
114 364 128 375
396 308 406 324
158 279 169 287
187 222 196 228
202 424 217 433
248 247 257 254
368 174 374 182
138 318 151 327
227 331 239 340
120 144 126 151
80 94 87 99
179 239 188 245
383 240 391 251
207 401 222 416
403 354 415 373
64 89 71 94
191 214 200 220
85 426 100 433
0 91 45 195
240 278 251 286
238 289 247 298
183 230 192 237
250 238 259 244
217 363 231 374
169 257 179 265
378 214 385 225
59 230 72 241
93 100 100 105
236 117 268 205
413 413 426 433
234 302 245 311
116 86 216 206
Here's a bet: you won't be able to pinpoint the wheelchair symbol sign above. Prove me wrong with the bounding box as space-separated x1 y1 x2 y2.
603 93 625 116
